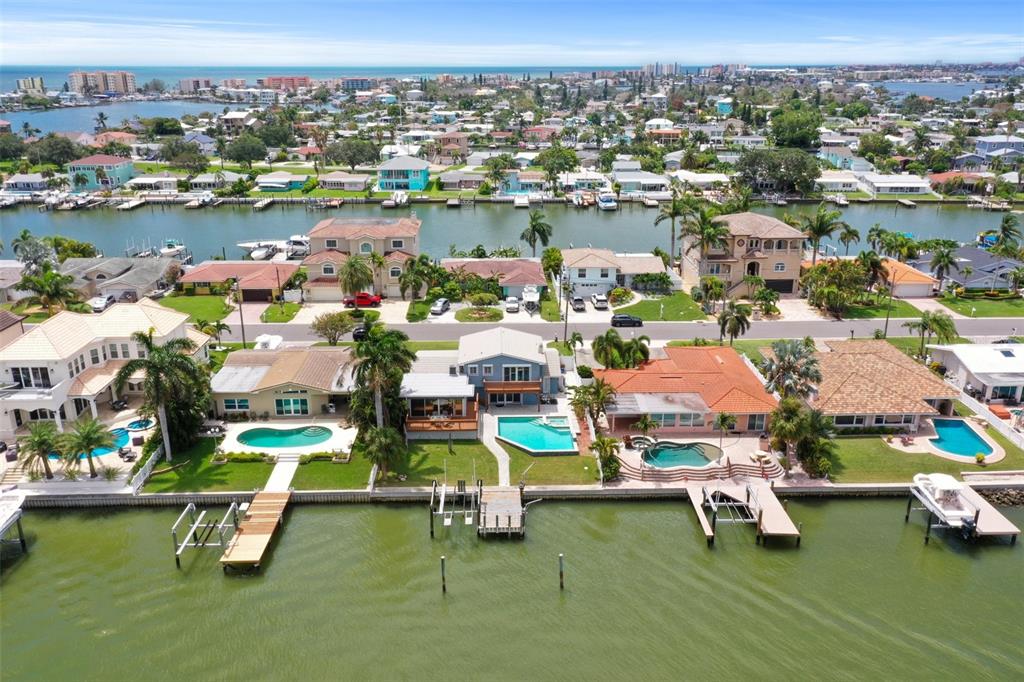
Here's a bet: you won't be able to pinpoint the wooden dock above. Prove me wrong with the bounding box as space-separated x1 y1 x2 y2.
478 487 525 538
959 486 1020 539
686 482 800 547
252 198 274 211
897 198 917 208
219 491 290 570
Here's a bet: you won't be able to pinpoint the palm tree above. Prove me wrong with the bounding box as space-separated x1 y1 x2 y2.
717 300 751 346
207 320 232 347
11 228 35 258
114 329 203 462
398 259 426 300
94 112 108 130
94 167 108 187
590 435 621 481
62 417 113 478
337 254 374 297
520 210 553 257
362 425 406 479
838 224 861 256
17 421 59 480
866 223 887 252
928 246 960 294
72 172 89 189
768 397 805 459
591 329 625 369
654 193 691 270
697 275 726 314
568 331 585 363
352 327 416 429
13 263 80 315
713 412 737 453
993 214 1022 253
587 379 617 431
367 252 386 292
631 414 659 441
1008 266 1024 293
621 335 651 368
856 250 888 291
762 339 822 399
907 310 957 357
21 122 40 139
797 203 848 267
681 206 729 277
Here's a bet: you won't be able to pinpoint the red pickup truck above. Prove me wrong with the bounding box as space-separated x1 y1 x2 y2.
343 292 382 308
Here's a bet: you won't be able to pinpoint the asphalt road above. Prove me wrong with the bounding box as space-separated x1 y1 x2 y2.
222 317 1022 344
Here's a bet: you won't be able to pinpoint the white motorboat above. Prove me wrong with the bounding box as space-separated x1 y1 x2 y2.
159 238 187 258
284 234 310 257
249 244 277 261
597 192 618 210
911 473 977 526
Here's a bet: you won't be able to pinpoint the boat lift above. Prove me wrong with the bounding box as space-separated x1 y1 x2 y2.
428 459 480 537
172 502 240 568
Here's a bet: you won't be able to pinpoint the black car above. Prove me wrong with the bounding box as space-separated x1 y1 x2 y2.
610 314 643 327
352 325 369 341
570 296 586 312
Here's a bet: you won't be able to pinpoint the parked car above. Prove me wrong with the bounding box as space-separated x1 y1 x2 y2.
570 296 586 312
352 325 369 341
430 298 450 315
610 314 643 327
590 293 609 310
343 292 382 308
505 296 520 313
87 295 116 313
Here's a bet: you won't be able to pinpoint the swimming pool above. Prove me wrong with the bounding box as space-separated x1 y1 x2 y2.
127 418 153 431
643 442 720 468
930 419 992 458
237 425 333 449
496 416 577 453
49 428 129 459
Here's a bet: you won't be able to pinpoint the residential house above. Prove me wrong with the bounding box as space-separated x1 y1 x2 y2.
0 261 26 303
644 118 674 132
211 347 354 418
522 126 558 143
649 129 683 144
975 134 1024 157
255 171 308 192
561 248 675 294
318 171 371 191
610 170 670 194
859 172 931 195
0 309 25 347
807 340 958 431
908 246 1023 291
66 154 134 190
437 132 469 161
124 173 179 192
881 258 938 298
814 170 860 193
702 212 806 295
401 355 479 439
595 346 777 436
179 261 300 302
440 258 546 298
670 170 731 190
504 170 547 194
454 327 562 407
377 156 430 191
928 344 1024 404
557 170 610 192
951 152 988 170
92 131 138 147
190 171 244 190
2 173 49 192
730 135 767 149
302 217 420 299
0 300 210 439
183 132 217 155
438 169 486 190
0 120 11 134
61 257 179 302
220 111 261 135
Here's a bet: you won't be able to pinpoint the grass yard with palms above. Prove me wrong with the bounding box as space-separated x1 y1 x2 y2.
616 292 706 321
0 302 50 323
158 294 233 321
937 294 1024 317
143 438 274 492
261 302 301 322
378 441 499 487
841 298 921 319
290 457 374 489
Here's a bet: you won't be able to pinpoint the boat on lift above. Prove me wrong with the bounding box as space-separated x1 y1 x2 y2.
597 192 618 210
160 239 187 258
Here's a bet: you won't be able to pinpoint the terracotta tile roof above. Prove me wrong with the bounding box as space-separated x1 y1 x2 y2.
595 346 778 415
441 258 546 286
715 212 805 239
385 250 415 263
308 217 421 240
179 261 299 290
302 250 349 266
813 340 959 415
882 258 937 285
304 276 340 288
562 248 621 269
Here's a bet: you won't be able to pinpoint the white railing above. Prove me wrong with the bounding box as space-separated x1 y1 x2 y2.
957 392 1024 451
130 444 165 494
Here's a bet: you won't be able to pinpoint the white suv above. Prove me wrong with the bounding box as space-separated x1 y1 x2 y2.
590 293 609 310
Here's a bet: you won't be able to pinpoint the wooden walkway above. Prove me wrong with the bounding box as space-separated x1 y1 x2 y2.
686 483 800 547
957 486 1021 540
478 487 524 538
219 491 291 569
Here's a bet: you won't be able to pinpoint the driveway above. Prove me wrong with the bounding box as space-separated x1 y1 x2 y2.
224 302 269 326
773 298 829 322
291 302 348 325
903 297 966 319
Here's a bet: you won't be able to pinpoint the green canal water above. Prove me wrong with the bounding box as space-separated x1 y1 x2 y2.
2 500 1022 680
1 202 1003 264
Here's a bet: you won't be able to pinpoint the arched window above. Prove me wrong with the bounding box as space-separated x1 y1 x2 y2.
359 242 373 254
389 267 402 278
322 264 335 276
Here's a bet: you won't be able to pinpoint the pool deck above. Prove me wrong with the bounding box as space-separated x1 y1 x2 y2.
888 418 1005 465
219 420 357 457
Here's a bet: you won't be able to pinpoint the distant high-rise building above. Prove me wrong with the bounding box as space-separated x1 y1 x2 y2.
68 70 137 94
179 78 214 93
222 78 248 88
16 76 45 95
256 76 311 91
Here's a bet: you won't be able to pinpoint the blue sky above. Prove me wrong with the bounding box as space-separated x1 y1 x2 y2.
2 0 1022 65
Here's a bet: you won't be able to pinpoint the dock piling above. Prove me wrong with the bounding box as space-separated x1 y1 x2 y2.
16 517 26 552
904 495 913 523
441 555 447 594
797 522 803 547
559 553 565 590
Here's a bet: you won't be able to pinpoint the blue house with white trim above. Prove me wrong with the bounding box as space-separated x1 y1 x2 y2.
377 156 430 191
455 328 562 407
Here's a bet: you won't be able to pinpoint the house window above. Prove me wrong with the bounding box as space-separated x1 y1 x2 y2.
468 365 479 376
707 263 724 275
776 240 786 251
11 367 51 389
90 349 100 365
747 414 766 431
482 364 493 376
599 268 610 279
577 268 586 279
359 242 373 254
503 366 530 381
121 343 130 358
325 239 338 249
224 398 250 411
101 345 107 361
991 386 1017 399
773 262 786 272
873 414 915 426
391 239 404 249
322 264 335 276
109 343 118 359
275 398 309 416
677 412 704 427
833 415 865 426
389 267 401 278
137 345 147 359
650 413 676 427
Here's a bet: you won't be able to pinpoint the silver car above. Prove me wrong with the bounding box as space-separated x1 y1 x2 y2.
430 298 450 315
505 296 520 313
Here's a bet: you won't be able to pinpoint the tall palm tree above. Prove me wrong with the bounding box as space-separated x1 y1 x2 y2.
17 421 59 480
114 329 203 461
681 205 729 277
591 329 626 369
621 335 651 368
631 413 658 441
1008 266 1024 293
698 275 726 314
762 339 822 399
206 320 232 347
520 209 553 257
367 252 386 293
654 193 691 270
94 112 109 130
993 214 1022 253
94 167 108 187
586 378 617 430
568 331 585 364
838 224 861 256
337 254 374 296
713 412 737 453
928 246 960 293
21 121 40 139
768 397 805 459
13 263 80 315
62 417 113 478
362 425 406 478
72 172 89 190
856 250 888 291
398 258 426 300
352 327 416 429
717 300 751 346
866 223 887 252
798 203 849 267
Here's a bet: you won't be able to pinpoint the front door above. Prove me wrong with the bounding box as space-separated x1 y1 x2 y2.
492 393 522 406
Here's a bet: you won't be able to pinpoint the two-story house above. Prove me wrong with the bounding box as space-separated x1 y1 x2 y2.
377 156 430 191
66 154 134 191
302 217 421 300
700 212 806 295
458 328 562 407
0 300 209 439
561 248 674 295
975 134 1024 159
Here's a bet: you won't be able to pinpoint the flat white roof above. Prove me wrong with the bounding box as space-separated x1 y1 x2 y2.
400 373 475 398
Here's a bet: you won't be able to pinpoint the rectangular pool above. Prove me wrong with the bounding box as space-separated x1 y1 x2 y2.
496 416 577 453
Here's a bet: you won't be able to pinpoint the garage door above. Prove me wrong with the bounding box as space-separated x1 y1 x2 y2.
242 289 272 302
764 279 794 294
305 287 342 302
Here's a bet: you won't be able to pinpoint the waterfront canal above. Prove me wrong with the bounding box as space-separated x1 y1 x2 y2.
1 500 1021 680
0 202 1004 263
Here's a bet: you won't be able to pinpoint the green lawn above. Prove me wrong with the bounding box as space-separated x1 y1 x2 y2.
500 443 599 485
616 292 706 321
379 441 500 487
547 341 574 356
143 439 274 492
406 341 459 351
0 302 50 323
455 306 503 322
208 342 253 372
261 302 301 323
540 300 562 322
953 400 976 417
159 294 233 321
883 335 971 358
290 457 374 490
667 337 787 363
841 298 921 319
829 430 1024 484
406 299 430 322
937 295 1024 318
